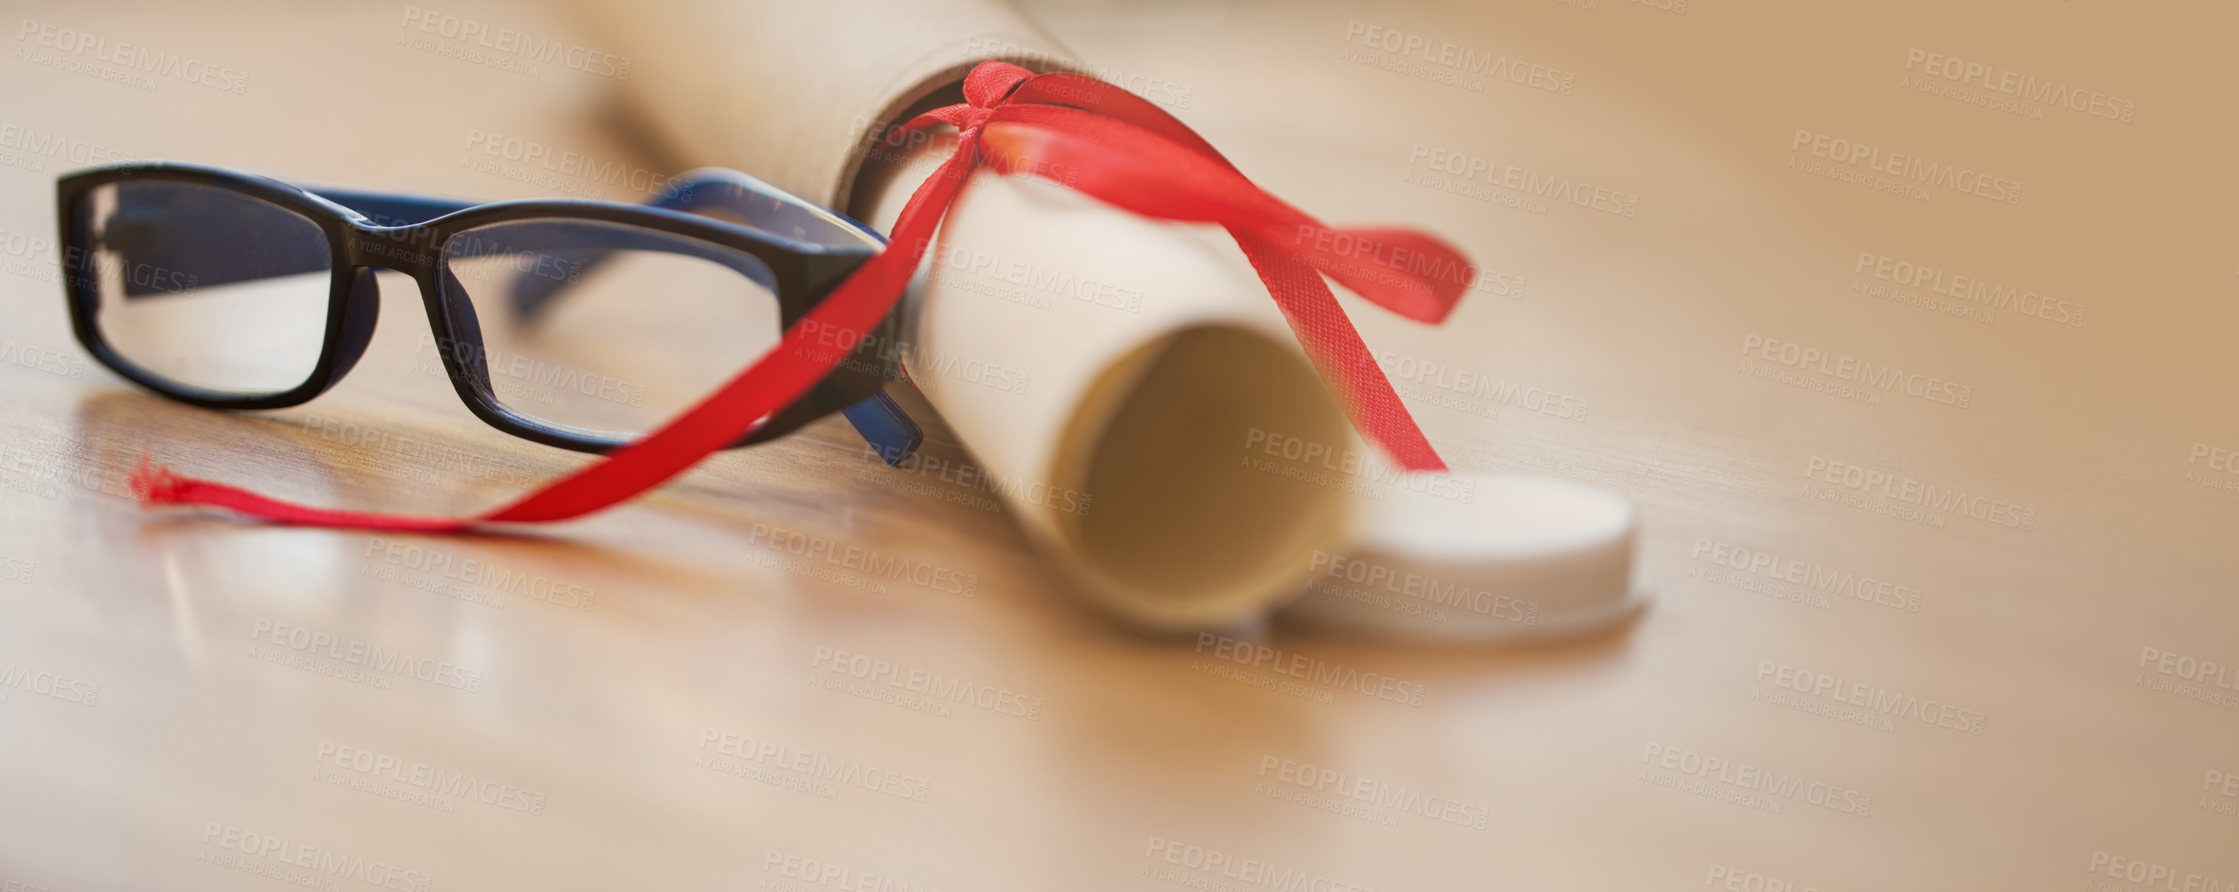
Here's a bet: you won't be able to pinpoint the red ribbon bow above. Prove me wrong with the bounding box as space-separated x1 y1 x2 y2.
134 61 1473 531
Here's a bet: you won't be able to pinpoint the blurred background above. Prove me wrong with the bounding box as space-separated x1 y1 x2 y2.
2 0 2235 889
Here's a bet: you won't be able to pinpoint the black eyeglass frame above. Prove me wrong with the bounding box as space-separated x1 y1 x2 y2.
55 161 905 455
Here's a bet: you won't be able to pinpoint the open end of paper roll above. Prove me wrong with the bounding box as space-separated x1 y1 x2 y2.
1049 324 1351 631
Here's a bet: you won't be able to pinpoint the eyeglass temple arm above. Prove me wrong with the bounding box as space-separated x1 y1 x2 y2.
504 170 878 320
493 173 918 467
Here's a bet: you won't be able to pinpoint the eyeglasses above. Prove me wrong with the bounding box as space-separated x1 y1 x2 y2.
54 161 922 463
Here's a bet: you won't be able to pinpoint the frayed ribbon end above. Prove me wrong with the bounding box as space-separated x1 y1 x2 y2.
129 451 185 508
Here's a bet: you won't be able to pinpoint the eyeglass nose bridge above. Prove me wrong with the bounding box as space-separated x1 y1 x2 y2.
321 221 488 405
337 221 449 281
330 223 503 394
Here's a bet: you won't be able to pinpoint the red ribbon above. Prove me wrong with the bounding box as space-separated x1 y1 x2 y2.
132 61 1472 531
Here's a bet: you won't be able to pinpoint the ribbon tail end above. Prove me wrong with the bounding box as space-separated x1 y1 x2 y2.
129 451 186 509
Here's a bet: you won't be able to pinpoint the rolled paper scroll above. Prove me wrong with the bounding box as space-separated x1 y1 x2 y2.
853 137 1357 630
576 0 1643 635
576 0 1367 629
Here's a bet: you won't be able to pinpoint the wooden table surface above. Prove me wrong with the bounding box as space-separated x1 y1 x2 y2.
2 1 2234 890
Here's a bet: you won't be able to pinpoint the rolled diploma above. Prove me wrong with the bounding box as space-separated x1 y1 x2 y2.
577 0 1356 630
